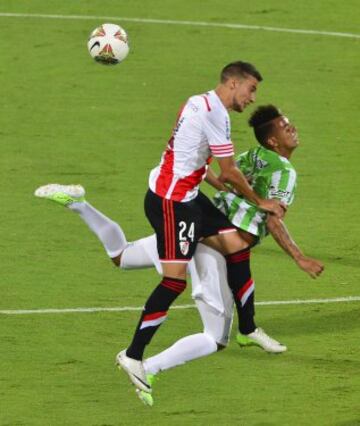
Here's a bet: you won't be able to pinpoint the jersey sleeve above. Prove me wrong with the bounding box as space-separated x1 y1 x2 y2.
202 107 234 158
268 168 297 206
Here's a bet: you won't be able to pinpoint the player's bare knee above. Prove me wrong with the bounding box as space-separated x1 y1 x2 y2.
162 262 187 281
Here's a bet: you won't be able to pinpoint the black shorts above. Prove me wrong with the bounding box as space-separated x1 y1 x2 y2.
144 189 236 262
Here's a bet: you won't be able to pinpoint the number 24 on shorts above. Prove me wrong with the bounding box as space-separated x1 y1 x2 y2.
178 221 195 242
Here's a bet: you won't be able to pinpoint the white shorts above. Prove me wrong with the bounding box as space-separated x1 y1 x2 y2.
121 235 234 345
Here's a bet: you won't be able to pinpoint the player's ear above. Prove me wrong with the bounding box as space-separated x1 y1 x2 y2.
266 136 277 149
228 78 236 89
230 77 241 89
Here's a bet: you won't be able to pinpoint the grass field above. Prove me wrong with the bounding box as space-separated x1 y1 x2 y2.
1 1 359 425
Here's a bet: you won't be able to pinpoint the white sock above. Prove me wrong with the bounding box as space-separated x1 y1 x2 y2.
69 201 127 258
143 333 217 375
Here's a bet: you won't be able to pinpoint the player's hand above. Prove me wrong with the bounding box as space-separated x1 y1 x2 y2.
258 198 286 218
296 256 324 279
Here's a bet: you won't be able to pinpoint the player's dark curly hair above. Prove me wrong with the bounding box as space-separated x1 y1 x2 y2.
220 61 263 83
248 104 282 147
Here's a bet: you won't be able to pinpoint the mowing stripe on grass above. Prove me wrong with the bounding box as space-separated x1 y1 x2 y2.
1 296 359 315
0 12 359 39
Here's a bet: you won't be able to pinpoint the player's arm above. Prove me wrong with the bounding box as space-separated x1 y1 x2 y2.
202 107 284 217
205 167 229 192
216 156 285 218
266 215 324 279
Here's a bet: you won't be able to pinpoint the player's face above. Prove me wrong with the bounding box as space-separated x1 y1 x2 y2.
231 76 259 113
272 116 299 153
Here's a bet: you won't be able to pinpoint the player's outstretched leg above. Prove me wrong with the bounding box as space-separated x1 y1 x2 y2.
34 183 127 258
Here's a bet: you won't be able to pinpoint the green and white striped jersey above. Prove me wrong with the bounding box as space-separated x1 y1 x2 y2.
214 146 297 239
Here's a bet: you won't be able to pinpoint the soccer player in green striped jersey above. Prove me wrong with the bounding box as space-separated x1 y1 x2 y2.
215 145 296 240
212 104 324 350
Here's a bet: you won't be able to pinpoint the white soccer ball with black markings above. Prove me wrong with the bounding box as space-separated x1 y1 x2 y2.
87 23 129 65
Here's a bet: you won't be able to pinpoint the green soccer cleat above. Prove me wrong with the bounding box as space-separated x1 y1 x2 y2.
236 328 287 353
136 374 157 407
146 374 157 387
236 332 260 347
34 184 86 206
136 389 154 407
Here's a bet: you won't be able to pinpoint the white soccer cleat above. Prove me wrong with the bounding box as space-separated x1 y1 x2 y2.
237 328 287 353
136 389 154 407
115 350 152 393
34 184 86 206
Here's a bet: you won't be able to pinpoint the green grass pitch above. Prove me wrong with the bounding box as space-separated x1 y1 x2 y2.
0 1 359 425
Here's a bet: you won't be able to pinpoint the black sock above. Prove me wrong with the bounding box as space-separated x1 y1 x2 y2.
126 277 186 360
225 248 256 335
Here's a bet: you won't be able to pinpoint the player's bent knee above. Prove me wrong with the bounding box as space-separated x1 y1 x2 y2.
162 262 187 280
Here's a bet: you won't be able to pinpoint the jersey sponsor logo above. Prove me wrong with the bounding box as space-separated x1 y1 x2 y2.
269 188 291 198
173 116 185 136
225 117 231 141
255 158 268 169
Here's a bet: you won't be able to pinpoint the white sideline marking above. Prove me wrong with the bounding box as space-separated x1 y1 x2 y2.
1 296 359 316
0 12 359 39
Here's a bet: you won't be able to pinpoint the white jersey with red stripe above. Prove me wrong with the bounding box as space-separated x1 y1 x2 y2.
149 90 234 202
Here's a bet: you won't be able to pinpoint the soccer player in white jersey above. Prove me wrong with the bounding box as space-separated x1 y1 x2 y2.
35 104 323 407
116 61 288 394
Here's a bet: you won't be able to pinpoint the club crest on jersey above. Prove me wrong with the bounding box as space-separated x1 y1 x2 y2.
179 241 190 256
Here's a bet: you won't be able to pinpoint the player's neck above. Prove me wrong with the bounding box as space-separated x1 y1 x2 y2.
273 146 293 160
214 86 232 110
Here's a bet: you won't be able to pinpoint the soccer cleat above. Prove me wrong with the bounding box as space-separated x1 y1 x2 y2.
145 374 156 387
34 184 86 206
136 389 153 407
115 350 152 393
236 328 287 353
136 374 156 407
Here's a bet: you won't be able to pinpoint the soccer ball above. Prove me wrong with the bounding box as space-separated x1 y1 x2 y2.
87 23 129 65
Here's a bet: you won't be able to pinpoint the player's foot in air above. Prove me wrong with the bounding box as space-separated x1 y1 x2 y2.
115 350 152 394
136 374 156 407
236 328 287 353
34 184 86 206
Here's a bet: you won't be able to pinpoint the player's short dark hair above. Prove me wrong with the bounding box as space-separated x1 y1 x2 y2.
220 61 263 83
248 105 282 147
